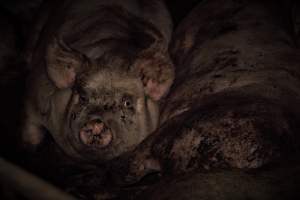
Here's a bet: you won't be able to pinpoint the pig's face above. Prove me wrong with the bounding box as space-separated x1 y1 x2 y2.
67 69 158 160
46 38 174 161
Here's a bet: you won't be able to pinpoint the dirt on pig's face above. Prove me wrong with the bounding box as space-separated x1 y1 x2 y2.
67 68 155 160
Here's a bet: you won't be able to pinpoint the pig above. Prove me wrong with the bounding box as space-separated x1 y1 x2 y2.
109 0 300 186
21 0 174 162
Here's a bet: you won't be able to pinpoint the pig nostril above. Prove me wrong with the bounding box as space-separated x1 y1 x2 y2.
121 115 126 119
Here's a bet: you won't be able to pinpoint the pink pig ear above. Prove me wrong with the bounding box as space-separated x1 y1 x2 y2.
133 52 175 101
144 77 173 101
46 37 86 89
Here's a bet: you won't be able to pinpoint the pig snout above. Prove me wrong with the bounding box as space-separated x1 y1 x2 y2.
79 119 113 148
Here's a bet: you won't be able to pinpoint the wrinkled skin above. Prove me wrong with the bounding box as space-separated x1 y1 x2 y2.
109 0 300 186
22 0 174 162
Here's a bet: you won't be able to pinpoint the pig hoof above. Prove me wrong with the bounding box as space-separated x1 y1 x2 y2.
79 119 113 148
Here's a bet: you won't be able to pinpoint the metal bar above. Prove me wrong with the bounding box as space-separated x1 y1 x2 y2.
0 157 78 200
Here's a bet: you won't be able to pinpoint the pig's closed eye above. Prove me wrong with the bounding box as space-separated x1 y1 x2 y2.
79 95 88 103
73 86 87 102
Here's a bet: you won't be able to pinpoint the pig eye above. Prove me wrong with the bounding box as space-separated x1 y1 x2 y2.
79 95 88 103
124 100 131 107
122 96 132 108
122 95 134 109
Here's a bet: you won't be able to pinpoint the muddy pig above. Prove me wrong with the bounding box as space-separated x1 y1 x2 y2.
21 0 174 162
109 0 300 185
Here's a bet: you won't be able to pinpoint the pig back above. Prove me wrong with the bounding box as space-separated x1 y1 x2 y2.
28 0 173 63
154 0 300 172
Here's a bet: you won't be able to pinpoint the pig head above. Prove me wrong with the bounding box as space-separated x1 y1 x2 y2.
48 39 173 161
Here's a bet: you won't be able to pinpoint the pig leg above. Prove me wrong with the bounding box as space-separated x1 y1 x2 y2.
22 108 47 151
22 123 46 150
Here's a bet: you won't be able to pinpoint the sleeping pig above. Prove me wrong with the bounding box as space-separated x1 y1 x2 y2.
21 0 174 162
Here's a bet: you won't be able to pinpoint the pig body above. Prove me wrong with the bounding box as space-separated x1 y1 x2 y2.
157 0 300 171
110 0 300 185
22 0 174 162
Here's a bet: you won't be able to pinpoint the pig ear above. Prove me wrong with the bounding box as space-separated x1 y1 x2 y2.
133 52 175 101
46 37 86 89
